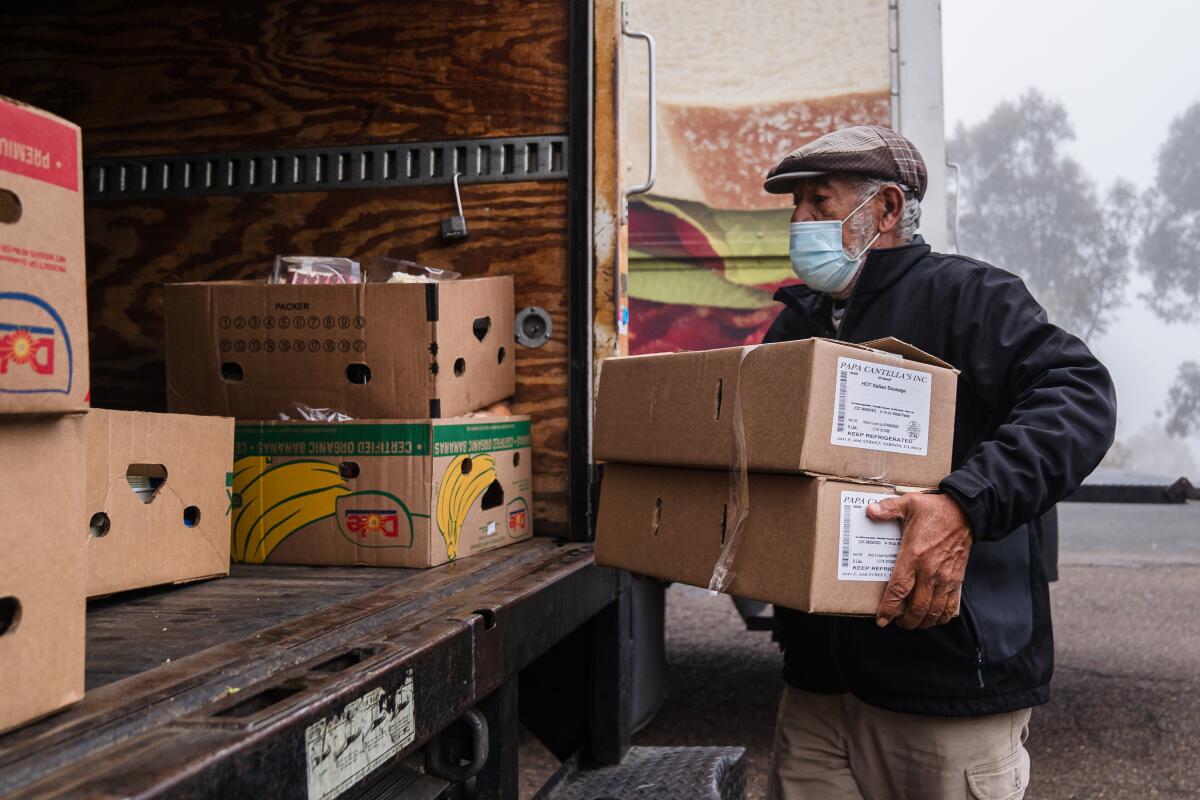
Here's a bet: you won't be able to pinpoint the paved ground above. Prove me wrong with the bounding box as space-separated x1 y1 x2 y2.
520 501 1200 798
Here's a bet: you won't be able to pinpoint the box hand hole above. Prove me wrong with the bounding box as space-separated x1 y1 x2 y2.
346 363 371 384
453 357 466 377
0 189 21 224
126 463 168 503
472 316 491 342
652 497 663 536
480 480 504 510
220 362 244 382
512 451 520 467
89 511 111 538
497 346 506 365
720 503 728 545
338 461 360 479
183 506 201 528
0 597 21 637
715 377 724 420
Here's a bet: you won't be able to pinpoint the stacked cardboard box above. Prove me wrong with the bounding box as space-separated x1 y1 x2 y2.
0 96 88 733
165 276 534 568
593 337 958 615
1 98 238 734
84 409 235 598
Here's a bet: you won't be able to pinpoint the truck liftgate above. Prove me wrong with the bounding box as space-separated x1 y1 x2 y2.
0 540 631 797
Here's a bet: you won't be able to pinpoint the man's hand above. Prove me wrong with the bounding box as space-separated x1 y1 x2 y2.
868 493 973 630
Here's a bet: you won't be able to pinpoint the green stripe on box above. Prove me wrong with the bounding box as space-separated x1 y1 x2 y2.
234 423 432 457
432 420 532 456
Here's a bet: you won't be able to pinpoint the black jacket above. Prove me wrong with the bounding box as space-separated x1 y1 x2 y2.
765 236 1116 716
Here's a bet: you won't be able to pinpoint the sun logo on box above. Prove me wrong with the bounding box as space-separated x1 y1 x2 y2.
344 509 401 538
0 325 55 375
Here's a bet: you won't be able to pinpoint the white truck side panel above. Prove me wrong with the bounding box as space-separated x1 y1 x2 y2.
894 0 950 251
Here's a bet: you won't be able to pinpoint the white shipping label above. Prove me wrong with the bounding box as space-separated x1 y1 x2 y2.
837 491 902 582
306 671 416 800
830 356 932 455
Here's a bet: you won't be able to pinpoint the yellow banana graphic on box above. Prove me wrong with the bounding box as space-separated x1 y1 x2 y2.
436 454 497 561
231 457 351 563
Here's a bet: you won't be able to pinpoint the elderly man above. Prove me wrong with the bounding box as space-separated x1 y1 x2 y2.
760 126 1116 800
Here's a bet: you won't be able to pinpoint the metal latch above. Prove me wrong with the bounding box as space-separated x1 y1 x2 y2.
440 171 468 242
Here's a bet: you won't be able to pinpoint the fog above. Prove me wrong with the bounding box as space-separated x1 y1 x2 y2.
943 0 1200 478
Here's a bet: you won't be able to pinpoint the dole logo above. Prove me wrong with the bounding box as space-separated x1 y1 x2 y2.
335 490 416 549
506 497 530 538
344 508 400 538
0 293 72 395
0 325 54 375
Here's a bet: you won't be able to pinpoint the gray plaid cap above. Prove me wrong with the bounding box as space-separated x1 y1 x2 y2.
763 125 928 200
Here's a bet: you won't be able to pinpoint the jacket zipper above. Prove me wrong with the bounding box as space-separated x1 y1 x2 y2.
960 596 986 689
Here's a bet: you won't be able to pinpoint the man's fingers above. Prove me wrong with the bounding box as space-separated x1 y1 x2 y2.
897 575 936 630
918 583 956 629
936 587 962 627
867 495 909 522
875 562 916 627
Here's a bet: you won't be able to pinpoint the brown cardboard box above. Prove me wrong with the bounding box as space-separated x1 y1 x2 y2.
0 97 89 414
85 409 235 597
594 464 908 615
594 337 957 488
0 416 85 733
165 276 516 420
231 416 533 567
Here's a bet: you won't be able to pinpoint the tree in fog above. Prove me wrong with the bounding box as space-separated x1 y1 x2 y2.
1164 362 1200 439
947 90 1135 340
1142 101 1200 323
1142 101 1200 441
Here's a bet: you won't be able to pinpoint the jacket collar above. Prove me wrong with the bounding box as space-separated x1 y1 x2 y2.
773 235 932 313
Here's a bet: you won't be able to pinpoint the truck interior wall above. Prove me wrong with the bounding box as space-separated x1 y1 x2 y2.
0 0 576 534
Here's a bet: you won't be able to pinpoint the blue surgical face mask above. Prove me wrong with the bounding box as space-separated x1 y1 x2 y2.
788 190 881 294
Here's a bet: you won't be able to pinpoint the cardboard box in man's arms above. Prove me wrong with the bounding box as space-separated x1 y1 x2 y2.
594 337 958 488
595 464 922 615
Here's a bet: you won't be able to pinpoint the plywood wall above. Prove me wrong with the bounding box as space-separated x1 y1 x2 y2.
1 0 576 534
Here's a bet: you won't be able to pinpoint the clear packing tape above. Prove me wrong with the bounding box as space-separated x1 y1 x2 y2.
708 344 757 595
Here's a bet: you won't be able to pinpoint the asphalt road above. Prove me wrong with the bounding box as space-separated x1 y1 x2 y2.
521 501 1200 798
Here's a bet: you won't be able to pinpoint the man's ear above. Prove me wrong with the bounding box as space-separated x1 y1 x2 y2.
877 184 906 233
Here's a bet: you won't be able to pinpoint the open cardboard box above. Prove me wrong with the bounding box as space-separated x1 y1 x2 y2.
85 409 235 597
594 337 958 489
0 96 89 414
232 416 534 568
0 416 85 734
164 276 515 420
594 463 922 616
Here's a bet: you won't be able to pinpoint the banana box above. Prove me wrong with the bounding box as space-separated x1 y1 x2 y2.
85 409 235 597
0 97 90 415
231 416 533 567
1 415 86 733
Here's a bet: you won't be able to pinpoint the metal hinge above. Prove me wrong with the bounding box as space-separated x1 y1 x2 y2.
84 134 568 201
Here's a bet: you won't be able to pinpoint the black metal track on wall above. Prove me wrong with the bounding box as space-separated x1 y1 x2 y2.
566 0 595 542
83 135 569 201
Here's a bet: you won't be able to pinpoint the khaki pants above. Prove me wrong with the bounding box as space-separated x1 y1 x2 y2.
767 687 1031 800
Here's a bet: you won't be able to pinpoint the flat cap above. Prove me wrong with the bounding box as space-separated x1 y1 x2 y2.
764 125 928 200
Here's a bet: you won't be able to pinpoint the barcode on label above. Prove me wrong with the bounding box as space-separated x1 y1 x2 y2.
840 505 852 570
835 368 849 433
